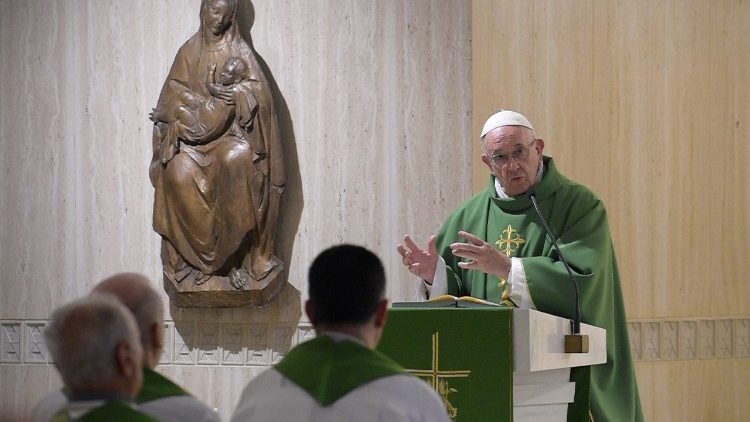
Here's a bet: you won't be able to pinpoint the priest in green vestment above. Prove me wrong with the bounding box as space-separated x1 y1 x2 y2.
32 273 219 422
92 273 220 422
45 294 158 421
397 110 643 421
231 245 450 422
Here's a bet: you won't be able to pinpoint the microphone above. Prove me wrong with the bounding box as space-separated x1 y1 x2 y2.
527 187 589 353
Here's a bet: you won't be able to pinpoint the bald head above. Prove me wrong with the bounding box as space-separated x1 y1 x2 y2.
94 273 154 308
93 273 164 368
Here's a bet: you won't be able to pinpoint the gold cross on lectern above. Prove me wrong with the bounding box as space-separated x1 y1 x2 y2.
407 332 471 419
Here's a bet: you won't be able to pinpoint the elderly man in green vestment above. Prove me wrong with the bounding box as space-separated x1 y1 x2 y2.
32 273 219 422
93 273 220 422
397 110 643 421
44 294 158 421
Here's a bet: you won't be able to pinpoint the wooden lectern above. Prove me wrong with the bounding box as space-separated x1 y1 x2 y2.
377 305 606 421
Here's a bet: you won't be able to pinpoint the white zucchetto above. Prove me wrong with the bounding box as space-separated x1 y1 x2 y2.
481 109 534 138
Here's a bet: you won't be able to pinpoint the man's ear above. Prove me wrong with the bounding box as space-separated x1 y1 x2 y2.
534 138 545 154
304 301 315 325
481 153 492 171
151 323 164 354
373 299 389 329
115 342 138 378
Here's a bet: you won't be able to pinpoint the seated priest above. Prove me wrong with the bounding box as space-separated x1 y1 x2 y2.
32 273 219 422
231 244 450 422
43 294 157 421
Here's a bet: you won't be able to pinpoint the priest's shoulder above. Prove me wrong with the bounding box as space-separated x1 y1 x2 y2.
443 179 494 220
556 173 605 210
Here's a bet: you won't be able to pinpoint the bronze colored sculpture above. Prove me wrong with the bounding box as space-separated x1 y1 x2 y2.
149 0 284 307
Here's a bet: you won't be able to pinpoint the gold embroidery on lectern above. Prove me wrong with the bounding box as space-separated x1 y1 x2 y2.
406 332 471 420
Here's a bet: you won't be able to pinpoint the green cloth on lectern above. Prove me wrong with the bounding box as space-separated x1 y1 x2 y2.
378 307 513 422
137 367 190 403
275 335 406 406
436 156 643 421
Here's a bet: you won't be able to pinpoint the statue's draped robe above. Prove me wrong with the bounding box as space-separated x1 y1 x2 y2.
436 156 643 421
150 25 284 278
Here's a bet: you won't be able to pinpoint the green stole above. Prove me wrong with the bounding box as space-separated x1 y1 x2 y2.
53 399 159 422
137 367 189 403
275 335 407 406
56 367 189 404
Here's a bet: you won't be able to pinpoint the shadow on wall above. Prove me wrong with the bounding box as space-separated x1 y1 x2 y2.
168 285 303 366
236 0 304 291
168 0 304 360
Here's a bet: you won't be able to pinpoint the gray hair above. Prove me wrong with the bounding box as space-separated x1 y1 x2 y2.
46 294 142 393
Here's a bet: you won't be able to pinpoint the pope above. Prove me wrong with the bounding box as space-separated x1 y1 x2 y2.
397 109 643 421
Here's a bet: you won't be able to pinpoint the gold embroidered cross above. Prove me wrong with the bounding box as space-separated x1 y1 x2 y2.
495 224 525 257
407 332 471 419
495 225 525 295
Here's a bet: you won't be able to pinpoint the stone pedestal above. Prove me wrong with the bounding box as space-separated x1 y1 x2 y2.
163 264 285 307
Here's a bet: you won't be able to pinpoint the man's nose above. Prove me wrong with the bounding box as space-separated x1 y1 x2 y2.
507 159 521 171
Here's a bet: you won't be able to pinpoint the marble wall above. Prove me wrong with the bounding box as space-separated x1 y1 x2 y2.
0 0 472 420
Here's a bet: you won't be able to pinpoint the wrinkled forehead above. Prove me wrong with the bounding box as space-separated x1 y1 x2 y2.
483 126 534 151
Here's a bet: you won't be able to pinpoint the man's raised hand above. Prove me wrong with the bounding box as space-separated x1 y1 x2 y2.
450 231 510 278
397 234 438 283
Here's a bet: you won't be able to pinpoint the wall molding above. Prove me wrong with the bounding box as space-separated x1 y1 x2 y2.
628 318 750 362
3 318 749 366
0 319 314 367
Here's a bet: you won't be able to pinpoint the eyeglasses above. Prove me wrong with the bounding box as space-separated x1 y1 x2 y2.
489 140 537 166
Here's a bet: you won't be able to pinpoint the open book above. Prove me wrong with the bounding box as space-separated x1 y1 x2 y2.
392 294 504 308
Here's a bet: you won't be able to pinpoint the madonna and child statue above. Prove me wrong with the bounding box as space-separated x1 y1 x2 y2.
149 0 285 307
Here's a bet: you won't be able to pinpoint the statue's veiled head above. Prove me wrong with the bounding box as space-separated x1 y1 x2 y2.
200 0 239 37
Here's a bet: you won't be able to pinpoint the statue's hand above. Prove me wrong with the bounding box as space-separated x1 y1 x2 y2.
210 84 235 105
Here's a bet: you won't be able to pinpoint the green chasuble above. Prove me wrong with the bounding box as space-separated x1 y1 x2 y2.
436 156 643 422
275 335 407 406
137 367 190 403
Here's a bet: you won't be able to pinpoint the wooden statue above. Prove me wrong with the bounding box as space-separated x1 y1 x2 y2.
149 0 284 307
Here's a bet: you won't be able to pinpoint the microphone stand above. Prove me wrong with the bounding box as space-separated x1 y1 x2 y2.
527 188 589 353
